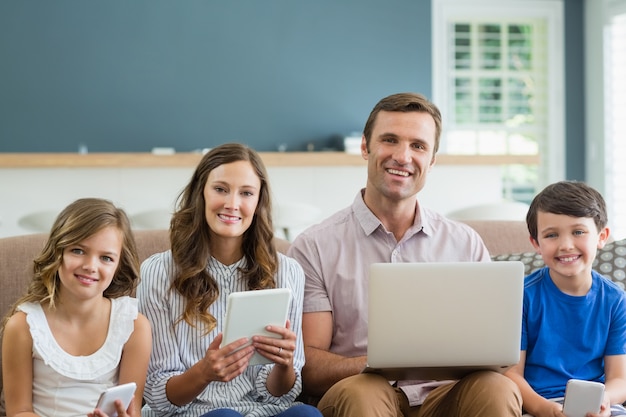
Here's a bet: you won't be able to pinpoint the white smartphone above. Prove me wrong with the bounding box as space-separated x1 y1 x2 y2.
562 379 605 417
95 382 137 417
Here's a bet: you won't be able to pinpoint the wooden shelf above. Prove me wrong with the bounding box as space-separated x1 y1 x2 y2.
0 152 540 168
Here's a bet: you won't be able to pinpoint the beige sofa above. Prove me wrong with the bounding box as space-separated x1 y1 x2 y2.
3 220 625 412
0 221 532 402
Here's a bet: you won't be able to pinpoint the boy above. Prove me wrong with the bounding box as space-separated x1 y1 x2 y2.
505 180 626 417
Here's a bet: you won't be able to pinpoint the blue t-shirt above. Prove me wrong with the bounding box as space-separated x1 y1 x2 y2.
522 267 626 399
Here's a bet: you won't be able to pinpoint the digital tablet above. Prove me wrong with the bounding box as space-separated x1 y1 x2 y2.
221 288 292 366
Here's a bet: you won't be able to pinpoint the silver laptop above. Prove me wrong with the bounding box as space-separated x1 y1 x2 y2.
363 261 524 380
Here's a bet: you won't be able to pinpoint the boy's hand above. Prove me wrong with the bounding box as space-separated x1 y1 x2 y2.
586 393 611 417
532 398 564 417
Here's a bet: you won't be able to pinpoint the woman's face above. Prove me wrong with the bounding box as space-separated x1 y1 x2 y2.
203 160 261 240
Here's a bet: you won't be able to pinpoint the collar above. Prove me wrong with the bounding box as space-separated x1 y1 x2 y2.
353 189 428 238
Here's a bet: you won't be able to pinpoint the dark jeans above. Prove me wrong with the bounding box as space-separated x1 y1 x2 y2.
200 403 323 417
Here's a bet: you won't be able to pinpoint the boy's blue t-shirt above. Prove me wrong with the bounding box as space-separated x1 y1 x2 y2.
522 267 626 399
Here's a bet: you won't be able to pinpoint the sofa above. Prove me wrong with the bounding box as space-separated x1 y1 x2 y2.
1 220 625 413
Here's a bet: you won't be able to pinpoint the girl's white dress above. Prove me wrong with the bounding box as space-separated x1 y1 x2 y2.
17 296 138 417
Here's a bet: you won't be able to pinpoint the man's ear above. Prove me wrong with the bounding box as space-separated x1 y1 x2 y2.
360 136 368 160
427 154 437 172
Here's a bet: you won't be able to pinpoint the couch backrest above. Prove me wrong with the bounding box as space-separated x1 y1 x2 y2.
0 230 172 328
0 229 289 407
0 221 526 407
460 220 534 256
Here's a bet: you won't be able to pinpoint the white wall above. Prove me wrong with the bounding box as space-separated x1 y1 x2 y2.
0 165 504 239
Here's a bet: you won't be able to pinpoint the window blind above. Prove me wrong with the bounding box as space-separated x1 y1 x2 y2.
446 18 548 202
448 20 547 155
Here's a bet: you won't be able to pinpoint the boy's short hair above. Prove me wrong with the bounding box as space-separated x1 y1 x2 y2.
526 180 608 241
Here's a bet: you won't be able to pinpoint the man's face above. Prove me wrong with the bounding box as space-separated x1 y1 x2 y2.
361 110 437 203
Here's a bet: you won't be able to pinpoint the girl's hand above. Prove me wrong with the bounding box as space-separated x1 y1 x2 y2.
88 397 134 417
251 320 296 368
200 333 255 383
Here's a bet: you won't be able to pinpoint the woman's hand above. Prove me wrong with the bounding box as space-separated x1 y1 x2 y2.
252 320 297 396
200 333 255 383
251 320 296 369
162 333 255 407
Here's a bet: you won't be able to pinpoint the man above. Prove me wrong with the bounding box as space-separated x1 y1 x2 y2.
287 92 522 417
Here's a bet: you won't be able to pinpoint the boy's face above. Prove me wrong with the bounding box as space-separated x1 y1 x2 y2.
531 210 610 284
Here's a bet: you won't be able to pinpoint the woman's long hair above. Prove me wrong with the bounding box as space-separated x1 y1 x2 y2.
170 143 277 333
1 198 140 332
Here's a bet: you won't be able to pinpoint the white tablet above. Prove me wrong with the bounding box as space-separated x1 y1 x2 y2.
221 288 292 366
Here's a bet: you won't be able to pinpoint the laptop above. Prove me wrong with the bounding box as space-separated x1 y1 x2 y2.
363 261 524 381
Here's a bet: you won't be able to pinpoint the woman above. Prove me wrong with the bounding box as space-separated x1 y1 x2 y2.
138 143 320 417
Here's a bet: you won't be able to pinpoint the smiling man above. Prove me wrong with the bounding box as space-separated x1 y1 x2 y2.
288 93 522 417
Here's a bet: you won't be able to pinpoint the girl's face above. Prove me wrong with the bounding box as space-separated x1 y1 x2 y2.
203 160 261 241
531 210 609 282
58 226 123 301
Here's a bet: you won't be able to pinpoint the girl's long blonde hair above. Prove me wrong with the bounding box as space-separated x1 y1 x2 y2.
1 198 140 332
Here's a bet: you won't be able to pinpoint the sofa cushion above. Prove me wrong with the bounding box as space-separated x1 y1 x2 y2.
594 239 626 288
491 251 545 275
460 220 535 256
492 238 626 290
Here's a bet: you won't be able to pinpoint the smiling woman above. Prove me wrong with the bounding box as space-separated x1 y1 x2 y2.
137 143 322 417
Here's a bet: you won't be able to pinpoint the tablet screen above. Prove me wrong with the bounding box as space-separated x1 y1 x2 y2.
221 288 292 366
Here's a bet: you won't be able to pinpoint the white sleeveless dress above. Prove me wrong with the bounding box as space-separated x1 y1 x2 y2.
17 296 138 417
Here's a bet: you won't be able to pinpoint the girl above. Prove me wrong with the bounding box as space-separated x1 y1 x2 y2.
1 198 152 417
138 143 321 417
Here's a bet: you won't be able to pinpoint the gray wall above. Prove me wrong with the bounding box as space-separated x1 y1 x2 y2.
0 0 584 181
564 0 585 181
0 0 431 153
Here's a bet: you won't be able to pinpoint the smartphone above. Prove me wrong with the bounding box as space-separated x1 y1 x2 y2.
562 379 605 417
95 382 137 417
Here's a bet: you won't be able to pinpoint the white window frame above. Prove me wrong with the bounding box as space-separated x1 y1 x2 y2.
585 0 626 239
432 0 565 188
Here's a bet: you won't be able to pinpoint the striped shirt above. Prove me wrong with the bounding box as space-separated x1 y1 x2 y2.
138 251 305 417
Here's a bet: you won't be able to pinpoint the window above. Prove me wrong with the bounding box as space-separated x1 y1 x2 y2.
605 3 626 238
432 0 564 203
586 0 626 240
